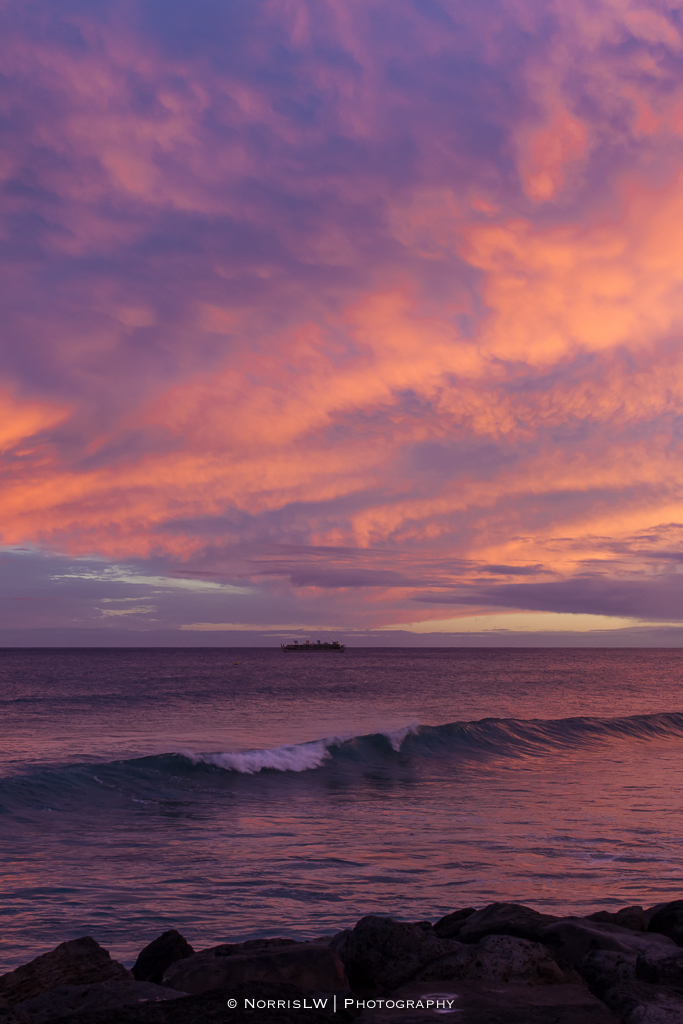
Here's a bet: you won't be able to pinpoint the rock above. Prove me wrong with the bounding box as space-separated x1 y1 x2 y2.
645 904 668 926
412 934 568 986
201 938 299 958
353 980 620 1023
579 950 639 998
329 916 458 995
636 947 683 985
162 941 347 996
29 982 336 1024
13 980 186 1023
539 918 677 968
648 900 683 946
587 907 648 932
614 907 649 933
132 931 194 985
455 902 559 944
432 908 476 939
0 996 32 1024
602 979 683 1023
0 938 131 1005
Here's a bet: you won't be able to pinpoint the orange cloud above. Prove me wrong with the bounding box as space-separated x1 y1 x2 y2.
0 392 69 454
463 170 683 363
518 103 588 201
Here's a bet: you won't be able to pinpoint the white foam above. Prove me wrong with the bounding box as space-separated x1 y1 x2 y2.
188 740 332 774
180 719 420 775
382 720 419 751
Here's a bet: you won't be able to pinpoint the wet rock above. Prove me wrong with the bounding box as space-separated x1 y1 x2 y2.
162 941 347 996
329 916 458 995
648 900 683 946
412 933 568 985
636 947 683 985
587 906 648 932
354 980 620 1023
13 979 186 1023
602 979 683 1023
132 931 194 985
539 918 677 968
454 902 559 944
0 938 131 1005
432 908 476 939
579 950 638 999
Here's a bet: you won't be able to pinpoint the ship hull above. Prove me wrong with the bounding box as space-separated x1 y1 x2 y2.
280 644 346 652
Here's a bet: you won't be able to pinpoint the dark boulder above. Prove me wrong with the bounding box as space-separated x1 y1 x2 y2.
454 903 559 944
28 983 336 1024
162 941 347 996
330 916 458 995
644 903 667 925
0 997 32 1024
432 908 476 939
613 906 648 934
0 938 131 1005
636 946 683 985
647 899 683 946
601 978 683 1022
578 950 638 999
586 906 647 932
132 931 194 985
412 934 567 986
13 980 186 1024
200 938 298 958
539 919 676 969
354 980 620 1023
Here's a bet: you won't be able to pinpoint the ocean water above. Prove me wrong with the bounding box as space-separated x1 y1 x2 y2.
2 646 683 972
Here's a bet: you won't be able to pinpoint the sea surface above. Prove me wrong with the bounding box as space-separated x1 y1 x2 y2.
2 646 683 972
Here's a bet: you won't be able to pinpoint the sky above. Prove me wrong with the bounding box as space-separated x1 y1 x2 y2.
3 0 683 645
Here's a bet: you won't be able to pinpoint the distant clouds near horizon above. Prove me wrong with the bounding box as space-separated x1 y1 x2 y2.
3 0 683 643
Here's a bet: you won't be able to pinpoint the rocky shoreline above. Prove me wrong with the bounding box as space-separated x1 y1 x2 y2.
3 901 683 1023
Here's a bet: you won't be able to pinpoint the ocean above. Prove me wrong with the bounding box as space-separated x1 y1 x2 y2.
2 646 683 973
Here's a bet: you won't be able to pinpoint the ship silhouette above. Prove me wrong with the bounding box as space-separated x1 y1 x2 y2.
280 639 346 652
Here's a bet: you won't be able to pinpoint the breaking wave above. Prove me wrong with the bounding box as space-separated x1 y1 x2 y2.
187 721 419 774
186 709 683 775
2 711 683 815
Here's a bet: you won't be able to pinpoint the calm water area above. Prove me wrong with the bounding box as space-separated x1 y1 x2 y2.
1 646 683 972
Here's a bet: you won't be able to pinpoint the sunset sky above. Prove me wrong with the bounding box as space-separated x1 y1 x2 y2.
3 0 683 645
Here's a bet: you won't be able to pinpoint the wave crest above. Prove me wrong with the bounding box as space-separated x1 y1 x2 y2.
181 711 683 775
188 741 331 774
3 712 682 816
184 721 420 774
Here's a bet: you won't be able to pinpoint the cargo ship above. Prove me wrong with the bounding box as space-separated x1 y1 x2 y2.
281 640 346 652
